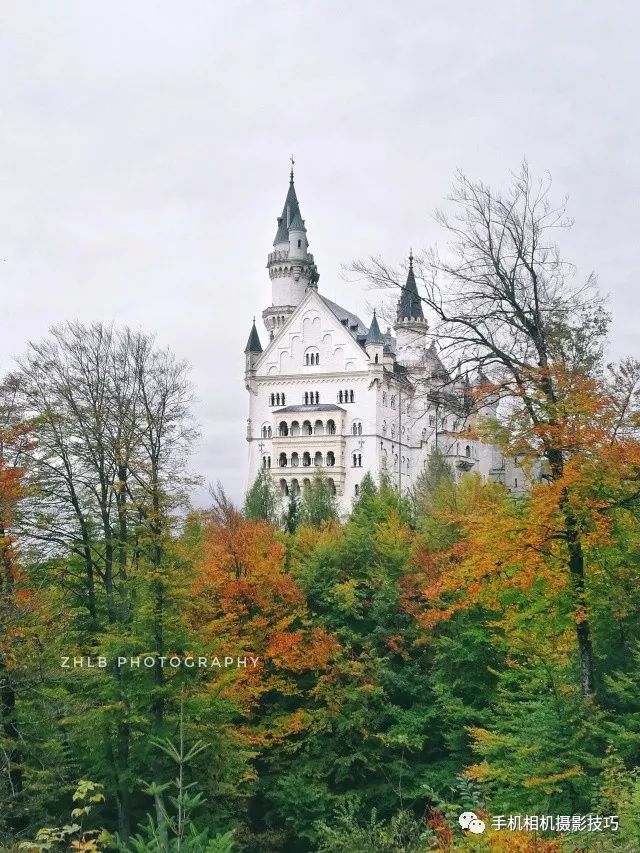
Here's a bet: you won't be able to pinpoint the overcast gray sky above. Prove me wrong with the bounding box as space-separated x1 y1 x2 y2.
1 1 638 503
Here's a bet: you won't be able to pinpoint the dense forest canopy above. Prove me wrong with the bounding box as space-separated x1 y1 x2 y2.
2 166 640 852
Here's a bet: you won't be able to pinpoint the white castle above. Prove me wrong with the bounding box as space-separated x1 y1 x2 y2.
244 168 521 515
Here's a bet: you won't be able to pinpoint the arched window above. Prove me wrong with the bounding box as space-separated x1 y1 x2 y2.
290 421 300 436
465 445 471 458
275 393 280 406
352 453 357 467
302 452 311 467
349 391 354 403
327 478 336 496
291 478 300 494
304 392 309 405
303 478 311 490
357 454 362 467
302 420 312 436
280 479 289 496
267 455 271 468
291 452 299 467
327 419 336 435
267 426 272 438
314 420 324 436
262 456 267 469
305 348 319 366
262 425 268 438
314 451 323 467
354 483 360 496
338 390 343 403
279 421 289 437
326 451 335 467
282 393 286 405
314 391 320 404
351 420 361 436
270 394 275 406
358 423 362 435
279 452 287 467
375 354 379 363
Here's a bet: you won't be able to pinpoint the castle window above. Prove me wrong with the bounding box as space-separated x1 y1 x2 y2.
351 420 362 436
304 392 309 404
290 421 300 436
338 390 343 403
302 452 311 467
327 478 336 496
278 421 289 437
515 477 518 489
291 478 300 495
305 348 320 367
350 390 354 403
280 479 289 496
302 420 312 436
291 452 299 467
315 392 320 404
314 420 325 436
465 445 471 458
327 419 336 435
298 239 301 248
326 451 335 467
268 426 272 438
267 455 271 468
279 452 288 467
262 456 267 469
354 483 360 496
314 451 323 467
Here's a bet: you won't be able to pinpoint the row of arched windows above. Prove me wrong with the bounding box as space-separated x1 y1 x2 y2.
305 350 320 366
352 453 362 467
338 390 355 403
351 421 363 435
262 455 272 469
278 451 336 468
280 478 336 497
278 419 336 437
261 425 273 438
269 393 286 406
304 391 320 404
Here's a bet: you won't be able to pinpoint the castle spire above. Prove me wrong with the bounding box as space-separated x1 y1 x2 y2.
365 309 385 345
244 318 263 354
273 160 303 245
396 250 424 321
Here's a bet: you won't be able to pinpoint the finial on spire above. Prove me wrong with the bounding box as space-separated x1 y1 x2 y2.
290 154 295 183
409 248 414 268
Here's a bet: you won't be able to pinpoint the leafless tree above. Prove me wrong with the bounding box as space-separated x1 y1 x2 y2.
350 161 612 700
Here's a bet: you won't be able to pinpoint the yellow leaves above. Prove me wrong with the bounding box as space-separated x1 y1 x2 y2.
523 765 583 791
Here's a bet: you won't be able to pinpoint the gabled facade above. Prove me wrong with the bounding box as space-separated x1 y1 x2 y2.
245 170 524 515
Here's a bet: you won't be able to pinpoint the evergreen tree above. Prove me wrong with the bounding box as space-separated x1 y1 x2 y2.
244 470 279 526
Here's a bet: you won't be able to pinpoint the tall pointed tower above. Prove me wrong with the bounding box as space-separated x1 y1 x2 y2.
263 163 319 339
394 252 428 365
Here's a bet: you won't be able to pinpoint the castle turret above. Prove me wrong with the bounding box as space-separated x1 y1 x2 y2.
394 252 428 365
244 318 263 380
263 164 318 338
365 309 385 369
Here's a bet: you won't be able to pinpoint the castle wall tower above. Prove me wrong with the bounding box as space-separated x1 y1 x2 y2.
394 252 428 365
263 166 319 339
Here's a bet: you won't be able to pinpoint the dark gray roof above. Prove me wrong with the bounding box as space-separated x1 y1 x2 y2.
288 209 306 231
273 176 303 245
244 321 263 354
397 254 425 321
273 404 346 413
365 310 385 345
321 296 368 336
